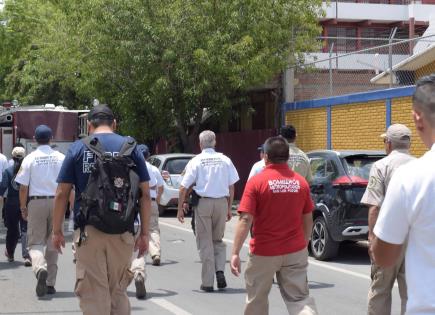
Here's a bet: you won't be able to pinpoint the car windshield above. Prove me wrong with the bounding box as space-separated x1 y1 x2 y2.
163 158 192 174
342 155 382 180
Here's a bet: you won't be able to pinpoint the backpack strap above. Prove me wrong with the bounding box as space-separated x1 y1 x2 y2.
119 137 137 157
82 136 106 159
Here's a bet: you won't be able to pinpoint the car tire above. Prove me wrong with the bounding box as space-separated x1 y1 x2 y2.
158 205 166 216
310 216 339 261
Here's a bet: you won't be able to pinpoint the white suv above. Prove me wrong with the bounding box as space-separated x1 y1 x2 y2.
148 153 195 216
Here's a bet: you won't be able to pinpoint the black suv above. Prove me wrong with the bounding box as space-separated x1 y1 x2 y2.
307 150 385 260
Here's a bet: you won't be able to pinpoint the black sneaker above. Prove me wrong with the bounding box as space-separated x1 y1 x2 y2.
135 274 146 300
47 286 56 295
200 285 214 292
216 271 227 289
152 255 161 266
36 269 48 297
24 257 31 267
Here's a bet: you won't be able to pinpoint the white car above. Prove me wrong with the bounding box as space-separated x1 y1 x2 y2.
148 153 195 216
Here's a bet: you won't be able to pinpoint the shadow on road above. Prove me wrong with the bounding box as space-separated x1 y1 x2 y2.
38 291 77 300
332 241 371 266
192 287 246 294
128 288 178 299
309 241 370 266
308 281 335 290
0 260 22 271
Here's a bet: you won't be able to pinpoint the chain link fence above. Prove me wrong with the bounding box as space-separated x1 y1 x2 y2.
292 34 435 101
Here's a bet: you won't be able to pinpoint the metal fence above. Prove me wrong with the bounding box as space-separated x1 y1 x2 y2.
291 34 435 101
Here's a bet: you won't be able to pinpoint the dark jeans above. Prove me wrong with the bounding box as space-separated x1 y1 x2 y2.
4 206 28 259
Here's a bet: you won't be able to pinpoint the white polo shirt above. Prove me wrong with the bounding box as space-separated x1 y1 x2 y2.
145 161 163 199
374 144 435 315
15 145 65 197
248 159 265 180
181 148 239 198
0 153 9 182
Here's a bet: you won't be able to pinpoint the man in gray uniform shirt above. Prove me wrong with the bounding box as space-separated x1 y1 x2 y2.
361 123 415 315
280 125 312 183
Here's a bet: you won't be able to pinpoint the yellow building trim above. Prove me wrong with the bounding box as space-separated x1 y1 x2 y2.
285 108 327 152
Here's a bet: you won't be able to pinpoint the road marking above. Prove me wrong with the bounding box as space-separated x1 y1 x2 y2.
160 221 374 282
308 260 371 281
150 298 193 315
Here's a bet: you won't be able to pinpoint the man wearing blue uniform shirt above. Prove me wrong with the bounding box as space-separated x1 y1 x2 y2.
52 105 151 315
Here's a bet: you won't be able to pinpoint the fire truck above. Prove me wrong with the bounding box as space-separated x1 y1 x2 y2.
0 102 89 158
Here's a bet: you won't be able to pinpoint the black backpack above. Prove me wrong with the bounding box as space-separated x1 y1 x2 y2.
76 136 141 241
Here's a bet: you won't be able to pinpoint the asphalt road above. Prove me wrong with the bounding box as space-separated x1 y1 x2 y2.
0 214 402 315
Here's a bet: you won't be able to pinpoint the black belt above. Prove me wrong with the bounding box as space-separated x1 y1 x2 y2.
30 196 54 200
151 198 156 201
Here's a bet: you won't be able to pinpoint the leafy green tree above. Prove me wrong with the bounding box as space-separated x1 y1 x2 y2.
1 0 322 149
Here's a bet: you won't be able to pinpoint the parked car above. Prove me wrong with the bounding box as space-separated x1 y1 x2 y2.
148 153 195 216
307 150 386 261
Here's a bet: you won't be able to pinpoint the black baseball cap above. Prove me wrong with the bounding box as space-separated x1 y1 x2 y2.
88 105 114 121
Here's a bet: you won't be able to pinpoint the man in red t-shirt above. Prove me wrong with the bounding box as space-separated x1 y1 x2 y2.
231 136 318 315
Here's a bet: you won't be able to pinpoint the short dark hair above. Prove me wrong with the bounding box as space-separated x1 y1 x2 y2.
36 138 50 145
413 75 435 126
89 117 114 128
88 104 115 128
264 136 289 164
280 125 296 142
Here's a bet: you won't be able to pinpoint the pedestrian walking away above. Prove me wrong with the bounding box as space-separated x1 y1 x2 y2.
130 144 164 300
247 144 266 180
52 105 152 315
361 123 415 315
231 136 318 315
178 130 239 292
0 147 10 227
15 125 65 297
372 75 435 315
281 125 313 183
0 146 31 266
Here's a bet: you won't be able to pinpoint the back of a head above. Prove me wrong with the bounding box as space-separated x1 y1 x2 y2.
137 144 150 159
413 75 435 126
88 104 115 128
199 130 216 149
280 125 296 142
264 137 289 164
34 124 53 145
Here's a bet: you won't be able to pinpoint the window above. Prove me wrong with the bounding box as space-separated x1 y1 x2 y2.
149 157 162 168
163 158 192 174
310 157 338 181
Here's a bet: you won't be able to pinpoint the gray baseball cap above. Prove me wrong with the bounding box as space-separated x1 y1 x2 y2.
380 124 411 144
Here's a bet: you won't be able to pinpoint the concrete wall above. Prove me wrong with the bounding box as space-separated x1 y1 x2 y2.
392 96 427 156
283 86 428 157
331 101 385 151
285 108 327 152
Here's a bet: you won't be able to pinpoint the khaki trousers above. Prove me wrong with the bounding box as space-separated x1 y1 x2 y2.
74 226 134 315
27 198 59 287
368 246 407 315
131 201 160 280
148 200 160 258
195 197 227 287
244 249 318 315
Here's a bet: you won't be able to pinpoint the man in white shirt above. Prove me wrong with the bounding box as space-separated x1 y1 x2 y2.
372 74 435 315
361 124 415 315
178 130 239 292
248 145 265 180
15 125 65 297
131 144 164 299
